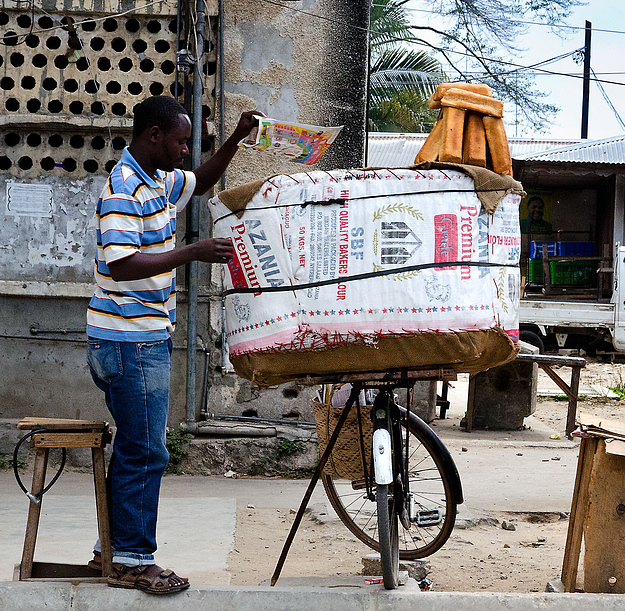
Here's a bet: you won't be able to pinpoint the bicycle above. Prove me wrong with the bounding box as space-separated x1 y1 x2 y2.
271 368 463 590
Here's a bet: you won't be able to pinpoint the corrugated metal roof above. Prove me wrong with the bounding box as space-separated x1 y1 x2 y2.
366 133 426 167
514 134 625 164
509 138 584 157
366 132 586 167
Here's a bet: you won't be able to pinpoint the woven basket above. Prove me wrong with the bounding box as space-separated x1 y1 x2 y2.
312 398 373 480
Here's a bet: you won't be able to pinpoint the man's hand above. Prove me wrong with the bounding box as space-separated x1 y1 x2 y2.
192 238 235 263
107 239 234 281
232 110 263 142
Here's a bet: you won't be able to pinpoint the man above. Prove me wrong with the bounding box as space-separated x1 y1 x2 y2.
86 95 257 594
520 195 552 234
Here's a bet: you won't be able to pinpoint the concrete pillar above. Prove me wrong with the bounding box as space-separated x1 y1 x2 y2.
411 381 438 423
470 360 538 430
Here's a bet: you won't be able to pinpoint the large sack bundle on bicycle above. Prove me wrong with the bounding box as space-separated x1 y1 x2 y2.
209 164 524 387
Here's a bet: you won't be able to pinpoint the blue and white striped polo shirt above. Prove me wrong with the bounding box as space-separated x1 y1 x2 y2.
87 148 196 342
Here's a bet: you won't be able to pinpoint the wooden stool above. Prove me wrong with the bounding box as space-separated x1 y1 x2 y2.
16 417 113 581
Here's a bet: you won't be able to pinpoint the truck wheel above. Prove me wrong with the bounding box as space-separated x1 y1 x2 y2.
519 330 545 354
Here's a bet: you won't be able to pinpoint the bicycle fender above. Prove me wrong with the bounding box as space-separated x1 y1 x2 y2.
373 428 393 485
406 410 464 505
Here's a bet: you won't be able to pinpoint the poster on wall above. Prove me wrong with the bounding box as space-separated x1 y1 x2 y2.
519 190 553 235
5 182 54 217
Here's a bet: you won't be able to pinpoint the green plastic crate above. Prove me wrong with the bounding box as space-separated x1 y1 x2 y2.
549 260 595 286
526 258 595 286
526 258 543 283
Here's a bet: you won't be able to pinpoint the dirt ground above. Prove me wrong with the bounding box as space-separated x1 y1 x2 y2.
227 358 625 592
227 506 570 591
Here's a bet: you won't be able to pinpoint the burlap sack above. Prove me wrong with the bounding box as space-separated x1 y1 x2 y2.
232 327 518 387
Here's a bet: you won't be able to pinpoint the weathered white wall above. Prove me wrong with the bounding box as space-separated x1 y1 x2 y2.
0 175 102 282
220 0 369 186
201 0 370 422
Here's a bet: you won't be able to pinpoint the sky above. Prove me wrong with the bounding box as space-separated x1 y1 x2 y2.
406 1 625 141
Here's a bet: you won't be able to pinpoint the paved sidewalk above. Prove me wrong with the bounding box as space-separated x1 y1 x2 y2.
0 374 589 611
0 472 331 584
2 581 625 611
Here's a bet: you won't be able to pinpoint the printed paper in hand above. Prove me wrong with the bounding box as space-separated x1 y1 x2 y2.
238 116 343 165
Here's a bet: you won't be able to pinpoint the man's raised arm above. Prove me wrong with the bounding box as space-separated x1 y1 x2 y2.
193 110 260 196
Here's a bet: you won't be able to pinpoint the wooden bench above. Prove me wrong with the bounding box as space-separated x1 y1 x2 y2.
465 353 586 436
16 417 112 581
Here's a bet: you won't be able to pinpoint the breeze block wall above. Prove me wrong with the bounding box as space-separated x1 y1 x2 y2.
0 3 215 178
0 0 220 423
0 0 369 426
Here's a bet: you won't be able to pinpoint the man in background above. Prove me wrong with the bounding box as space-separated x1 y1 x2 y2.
520 195 552 234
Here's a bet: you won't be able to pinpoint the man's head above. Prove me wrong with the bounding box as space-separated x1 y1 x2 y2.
133 95 189 137
131 96 192 173
527 196 545 221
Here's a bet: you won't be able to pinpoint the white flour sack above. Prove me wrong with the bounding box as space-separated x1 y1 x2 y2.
209 167 523 386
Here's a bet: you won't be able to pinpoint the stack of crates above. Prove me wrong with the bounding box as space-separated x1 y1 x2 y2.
549 260 595 286
530 241 557 259
527 241 596 287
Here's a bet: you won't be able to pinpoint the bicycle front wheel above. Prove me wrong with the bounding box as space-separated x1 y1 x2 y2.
322 409 457 559
376 483 399 589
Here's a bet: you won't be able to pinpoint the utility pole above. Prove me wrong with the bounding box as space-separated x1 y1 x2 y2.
581 20 591 139
185 0 206 423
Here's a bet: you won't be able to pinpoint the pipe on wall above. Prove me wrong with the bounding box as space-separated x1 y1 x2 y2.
185 0 206 423
218 0 230 376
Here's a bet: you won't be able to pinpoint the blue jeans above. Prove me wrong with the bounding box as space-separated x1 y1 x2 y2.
87 338 172 566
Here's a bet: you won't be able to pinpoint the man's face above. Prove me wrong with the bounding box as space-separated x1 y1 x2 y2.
528 200 544 221
154 114 192 172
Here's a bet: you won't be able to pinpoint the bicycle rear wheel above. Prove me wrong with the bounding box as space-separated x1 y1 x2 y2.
376 483 399 589
321 409 457 559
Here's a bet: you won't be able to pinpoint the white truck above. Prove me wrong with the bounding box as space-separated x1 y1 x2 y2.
519 245 625 354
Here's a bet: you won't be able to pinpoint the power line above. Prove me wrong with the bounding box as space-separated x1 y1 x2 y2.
416 40 625 88
258 0 625 90
260 0 369 32
495 48 581 77
518 19 625 36
405 6 625 36
591 67 625 130
460 71 625 79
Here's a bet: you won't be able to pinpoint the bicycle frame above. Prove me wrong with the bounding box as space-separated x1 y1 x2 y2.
366 389 409 509
271 367 462 588
370 389 411 517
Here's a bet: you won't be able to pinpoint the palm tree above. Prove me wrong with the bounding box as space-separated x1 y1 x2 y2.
368 0 444 132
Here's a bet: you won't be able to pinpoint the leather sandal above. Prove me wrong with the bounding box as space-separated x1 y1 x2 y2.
87 551 102 572
108 563 190 594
